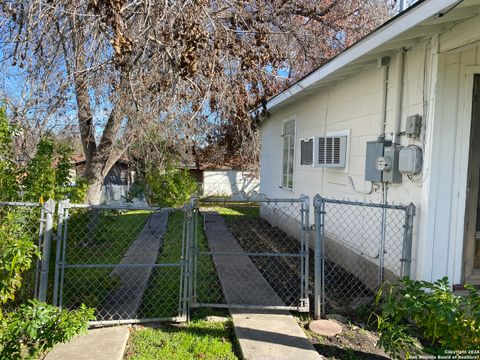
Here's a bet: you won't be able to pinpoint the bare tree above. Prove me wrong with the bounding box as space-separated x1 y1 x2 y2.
0 0 394 203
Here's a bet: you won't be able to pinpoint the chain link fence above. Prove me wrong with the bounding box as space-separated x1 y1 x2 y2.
54 201 190 325
0 201 49 311
191 196 310 311
2 193 417 326
313 195 415 318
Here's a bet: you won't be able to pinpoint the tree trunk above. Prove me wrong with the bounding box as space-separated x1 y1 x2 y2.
85 173 104 205
84 157 109 204
84 151 123 204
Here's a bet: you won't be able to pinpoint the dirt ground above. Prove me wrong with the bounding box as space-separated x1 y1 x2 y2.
296 314 391 360
223 207 391 359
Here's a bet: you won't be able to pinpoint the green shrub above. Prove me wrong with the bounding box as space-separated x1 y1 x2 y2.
146 165 198 207
373 277 480 359
0 211 39 305
0 209 95 359
0 107 93 358
22 139 87 203
0 300 94 360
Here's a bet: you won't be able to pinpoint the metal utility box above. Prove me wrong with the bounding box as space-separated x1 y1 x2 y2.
383 145 403 184
406 115 422 138
399 146 422 174
365 141 386 183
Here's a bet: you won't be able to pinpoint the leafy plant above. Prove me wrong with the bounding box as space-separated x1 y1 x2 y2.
123 182 147 203
0 107 93 359
0 300 94 360
0 209 94 359
0 211 39 305
372 277 480 359
22 139 87 203
145 164 198 207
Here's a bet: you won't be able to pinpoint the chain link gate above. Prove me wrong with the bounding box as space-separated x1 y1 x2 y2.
313 195 415 318
53 201 192 326
189 196 310 312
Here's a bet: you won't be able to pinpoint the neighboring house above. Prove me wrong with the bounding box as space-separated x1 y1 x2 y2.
254 0 480 287
182 163 260 197
202 168 259 197
71 154 137 204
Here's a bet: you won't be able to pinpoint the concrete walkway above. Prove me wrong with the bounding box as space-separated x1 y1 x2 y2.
45 326 129 360
203 212 322 360
101 211 169 320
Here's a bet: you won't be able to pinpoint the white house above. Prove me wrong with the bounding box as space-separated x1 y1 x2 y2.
202 170 259 197
255 0 480 287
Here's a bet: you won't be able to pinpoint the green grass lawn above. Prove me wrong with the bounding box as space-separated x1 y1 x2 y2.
210 202 259 220
61 209 151 312
125 310 239 360
139 211 224 318
59 207 224 320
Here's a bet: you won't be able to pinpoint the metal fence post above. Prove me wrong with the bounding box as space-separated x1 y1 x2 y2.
38 199 55 302
313 194 323 320
53 200 66 306
300 195 310 310
191 197 198 307
34 206 46 300
401 203 416 278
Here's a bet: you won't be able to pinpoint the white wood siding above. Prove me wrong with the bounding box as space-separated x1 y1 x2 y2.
260 13 480 283
202 170 259 197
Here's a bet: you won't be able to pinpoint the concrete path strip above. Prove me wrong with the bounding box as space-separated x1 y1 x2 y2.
45 326 129 360
203 211 322 360
101 210 169 320
203 212 283 306
232 309 322 360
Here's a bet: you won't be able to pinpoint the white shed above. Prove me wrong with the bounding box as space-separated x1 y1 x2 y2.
256 0 480 287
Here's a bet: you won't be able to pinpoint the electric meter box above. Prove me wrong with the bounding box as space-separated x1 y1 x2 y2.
365 140 388 183
383 145 402 184
399 146 422 174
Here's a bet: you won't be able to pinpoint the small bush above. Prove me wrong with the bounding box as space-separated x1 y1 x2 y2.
0 300 94 359
146 165 198 207
372 277 480 359
0 105 93 359
0 211 39 305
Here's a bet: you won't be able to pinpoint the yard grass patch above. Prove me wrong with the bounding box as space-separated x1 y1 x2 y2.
125 315 238 360
61 210 150 312
212 203 259 220
139 211 224 318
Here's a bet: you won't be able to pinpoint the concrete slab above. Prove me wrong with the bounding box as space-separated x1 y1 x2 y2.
203 212 322 360
231 309 322 360
203 212 283 306
101 211 169 320
45 326 129 360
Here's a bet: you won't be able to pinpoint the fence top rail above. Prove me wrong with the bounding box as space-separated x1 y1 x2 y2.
197 197 305 204
63 203 186 212
0 201 42 208
318 197 412 211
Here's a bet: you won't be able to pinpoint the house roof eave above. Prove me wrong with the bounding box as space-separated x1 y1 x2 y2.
253 0 466 120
